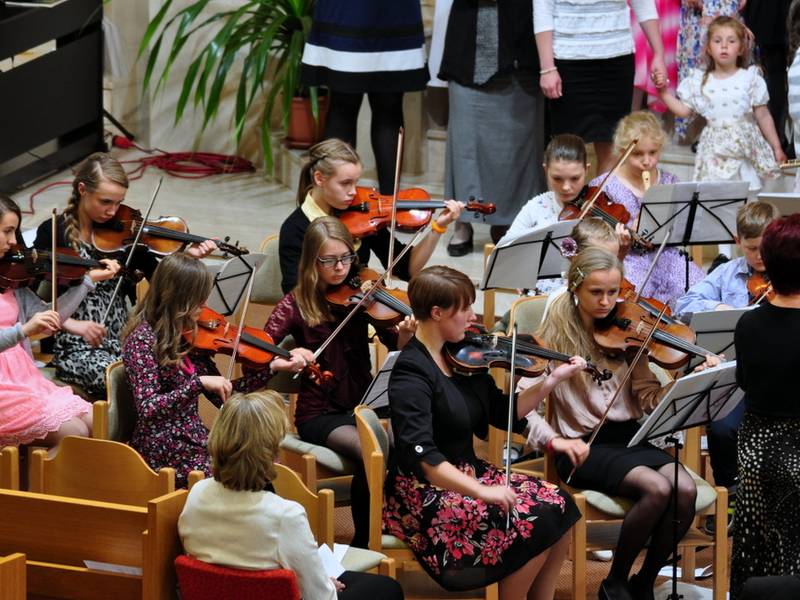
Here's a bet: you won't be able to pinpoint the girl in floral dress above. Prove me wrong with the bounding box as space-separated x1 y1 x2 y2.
0 195 119 447
121 253 305 487
385 265 584 596
589 111 705 307
658 15 785 189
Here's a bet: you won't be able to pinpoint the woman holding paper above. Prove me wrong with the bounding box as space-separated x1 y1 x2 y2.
179 391 403 600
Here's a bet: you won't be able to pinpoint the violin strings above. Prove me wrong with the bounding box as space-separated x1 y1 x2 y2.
492 336 570 362
371 289 413 316
636 322 710 356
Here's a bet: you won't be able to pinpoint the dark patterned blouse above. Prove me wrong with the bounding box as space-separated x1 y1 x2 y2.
122 321 273 487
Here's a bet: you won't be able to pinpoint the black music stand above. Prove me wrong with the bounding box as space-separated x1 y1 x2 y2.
354 351 400 415
481 220 576 292
205 252 265 317
629 361 742 600
638 182 749 292
686 308 750 369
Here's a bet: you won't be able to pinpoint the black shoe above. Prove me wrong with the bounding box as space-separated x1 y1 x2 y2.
598 576 635 600
447 227 473 257
628 573 655 600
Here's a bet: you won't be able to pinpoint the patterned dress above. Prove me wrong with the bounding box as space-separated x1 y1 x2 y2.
677 66 780 190
632 0 680 112
122 321 273 487
384 337 580 591
590 171 704 307
675 0 741 140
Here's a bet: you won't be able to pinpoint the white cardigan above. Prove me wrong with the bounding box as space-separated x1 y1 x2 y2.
178 478 337 600
534 0 658 60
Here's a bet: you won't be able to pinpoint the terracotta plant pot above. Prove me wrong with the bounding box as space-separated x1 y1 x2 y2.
285 95 329 149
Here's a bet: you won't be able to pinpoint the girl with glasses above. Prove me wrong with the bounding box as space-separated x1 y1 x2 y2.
265 216 416 548
279 138 463 294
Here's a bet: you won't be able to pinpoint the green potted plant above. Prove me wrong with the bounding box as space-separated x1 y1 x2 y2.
139 0 324 174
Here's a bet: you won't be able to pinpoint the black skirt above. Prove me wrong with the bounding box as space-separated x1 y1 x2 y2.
556 419 672 494
549 54 635 143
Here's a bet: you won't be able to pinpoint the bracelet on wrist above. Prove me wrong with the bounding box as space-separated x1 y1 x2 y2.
546 437 557 453
539 67 558 75
431 220 448 235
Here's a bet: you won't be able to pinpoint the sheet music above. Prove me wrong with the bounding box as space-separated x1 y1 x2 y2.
629 361 742 446
757 192 800 216
481 220 576 291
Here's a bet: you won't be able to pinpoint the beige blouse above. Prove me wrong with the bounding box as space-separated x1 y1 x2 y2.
522 354 671 449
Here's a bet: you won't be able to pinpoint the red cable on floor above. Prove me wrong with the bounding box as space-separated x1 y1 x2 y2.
23 136 255 215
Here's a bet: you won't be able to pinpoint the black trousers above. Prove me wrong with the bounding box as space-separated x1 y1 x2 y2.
739 575 800 600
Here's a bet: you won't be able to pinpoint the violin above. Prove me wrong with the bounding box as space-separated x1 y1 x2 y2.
593 300 715 369
338 187 496 238
0 245 139 292
559 185 654 251
747 272 775 304
188 307 333 385
92 204 247 257
325 267 413 328
445 324 612 383
619 277 680 325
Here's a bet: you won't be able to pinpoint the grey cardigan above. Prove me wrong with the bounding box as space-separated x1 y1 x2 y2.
0 276 96 354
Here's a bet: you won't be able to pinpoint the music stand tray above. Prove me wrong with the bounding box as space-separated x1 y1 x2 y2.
481 220 577 291
687 308 751 369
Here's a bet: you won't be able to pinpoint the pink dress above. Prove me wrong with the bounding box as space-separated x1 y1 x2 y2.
631 0 680 112
0 289 90 446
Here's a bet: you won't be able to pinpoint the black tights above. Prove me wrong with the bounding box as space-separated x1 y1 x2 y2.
610 464 697 589
324 90 404 194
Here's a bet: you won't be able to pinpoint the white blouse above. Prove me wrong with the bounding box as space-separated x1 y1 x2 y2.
534 0 658 60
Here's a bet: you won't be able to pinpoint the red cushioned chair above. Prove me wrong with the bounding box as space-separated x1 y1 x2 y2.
174 555 300 600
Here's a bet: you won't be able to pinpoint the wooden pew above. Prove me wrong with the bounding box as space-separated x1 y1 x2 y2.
0 553 25 600
0 488 186 600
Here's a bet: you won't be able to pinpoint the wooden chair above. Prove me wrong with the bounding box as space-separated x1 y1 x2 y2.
0 553 25 600
0 447 19 490
273 463 394 577
354 405 498 599
487 295 550 470
174 556 300 600
0 487 187 600
103 360 139 442
29 435 175 505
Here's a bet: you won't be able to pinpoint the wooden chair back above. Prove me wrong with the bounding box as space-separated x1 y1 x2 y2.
105 360 139 442
0 447 19 490
251 233 283 306
354 406 390 553
0 553 25 600
273 463 334 547
29 435 175 505
0 488 186 600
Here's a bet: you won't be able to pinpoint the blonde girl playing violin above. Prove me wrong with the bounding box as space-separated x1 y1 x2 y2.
0 195 119 447
121 253 305 488
278 138 463 294
265 216 416 548
522 246 720 600
33 152 217 398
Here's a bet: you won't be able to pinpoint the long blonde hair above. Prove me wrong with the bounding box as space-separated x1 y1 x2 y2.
537 246 623 371
296 138 361 206
121 253 213 367
64 153 129 250
294 216 357 327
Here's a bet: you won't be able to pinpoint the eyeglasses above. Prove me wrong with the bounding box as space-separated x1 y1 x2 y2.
316 253 357 269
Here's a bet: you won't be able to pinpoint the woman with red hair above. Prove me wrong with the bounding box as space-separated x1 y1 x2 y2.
731 213 800 598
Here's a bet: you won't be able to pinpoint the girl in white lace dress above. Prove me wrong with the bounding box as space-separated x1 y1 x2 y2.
656 15 786 190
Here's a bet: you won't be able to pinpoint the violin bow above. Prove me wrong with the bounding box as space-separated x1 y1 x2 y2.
505 323 519 529
101 177 163 326
753 283 773 306
385 127 405 287
294 224 428 380
51 209 58 312
566 301 669 484
578 139 639 221
632 230 670 305
223 265 257 381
